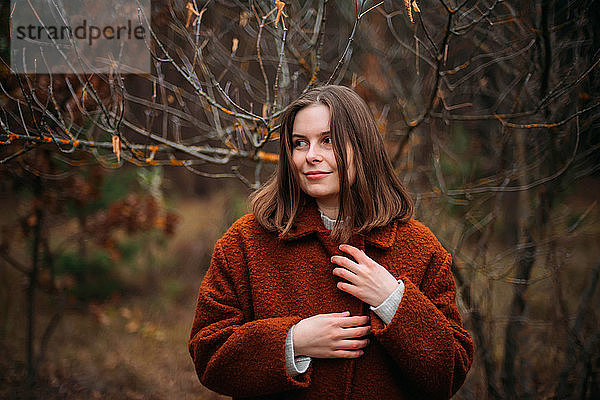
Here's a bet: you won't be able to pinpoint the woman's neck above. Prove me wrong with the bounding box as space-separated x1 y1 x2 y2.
316 200 338 220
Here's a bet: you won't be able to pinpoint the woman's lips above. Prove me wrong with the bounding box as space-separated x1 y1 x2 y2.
305 171 332 180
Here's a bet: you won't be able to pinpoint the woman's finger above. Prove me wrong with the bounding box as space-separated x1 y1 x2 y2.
328 311 350 317
338 325 371 339
330 255 361 274
335 338 370 350
338 244 369 264
330 349 364 359
336 281 361 298
337 315 369 328
332 267 358 282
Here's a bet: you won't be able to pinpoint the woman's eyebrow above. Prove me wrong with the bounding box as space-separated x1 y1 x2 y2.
291 131 331 138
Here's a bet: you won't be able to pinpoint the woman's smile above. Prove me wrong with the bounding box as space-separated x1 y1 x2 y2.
305 170 333 179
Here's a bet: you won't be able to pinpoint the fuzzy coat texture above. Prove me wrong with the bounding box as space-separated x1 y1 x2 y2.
189 199 474 399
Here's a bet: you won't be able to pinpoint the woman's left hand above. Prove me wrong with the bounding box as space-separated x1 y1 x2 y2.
331 244 399 308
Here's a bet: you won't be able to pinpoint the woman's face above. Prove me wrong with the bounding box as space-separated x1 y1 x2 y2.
291 103 355 211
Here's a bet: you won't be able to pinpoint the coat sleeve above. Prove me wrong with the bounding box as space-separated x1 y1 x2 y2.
189 237 312 397
370 247 473 399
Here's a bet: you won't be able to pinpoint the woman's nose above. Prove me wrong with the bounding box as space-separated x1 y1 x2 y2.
306 145 323 163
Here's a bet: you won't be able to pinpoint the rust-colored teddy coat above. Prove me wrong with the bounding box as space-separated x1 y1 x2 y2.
189 199 473 399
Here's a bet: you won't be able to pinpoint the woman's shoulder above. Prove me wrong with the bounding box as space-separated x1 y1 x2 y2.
398 218 436 238
217 212 274 245
395 218 449 256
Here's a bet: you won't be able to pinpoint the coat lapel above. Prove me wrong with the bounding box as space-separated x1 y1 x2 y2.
277 198 324 241
278 198 399 252
361 221 398 249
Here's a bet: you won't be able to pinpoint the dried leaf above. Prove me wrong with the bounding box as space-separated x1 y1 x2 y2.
126 320 139 333
185 2 197 28
186 2 205 28
412 0 421 13
112 135 121 163
120 307 132 319
90 304 111 326
239 11 252 27
274 1 286 28
405 0 413 23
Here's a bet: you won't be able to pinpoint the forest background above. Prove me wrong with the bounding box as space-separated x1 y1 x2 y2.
0 0 599 399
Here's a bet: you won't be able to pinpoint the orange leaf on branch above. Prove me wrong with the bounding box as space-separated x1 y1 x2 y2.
274 1 287 28
405 0 420 23
185 2 205 28
112 135 121 163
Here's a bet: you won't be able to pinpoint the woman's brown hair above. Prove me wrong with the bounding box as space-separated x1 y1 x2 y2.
250 85 413 242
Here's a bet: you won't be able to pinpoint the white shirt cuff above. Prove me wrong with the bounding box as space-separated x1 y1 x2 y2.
285 324 312 376
370 279 405 325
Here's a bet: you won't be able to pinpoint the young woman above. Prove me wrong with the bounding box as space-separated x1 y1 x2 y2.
189 85 473 399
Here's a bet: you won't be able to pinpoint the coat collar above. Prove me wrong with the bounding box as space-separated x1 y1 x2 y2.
278 198 398 249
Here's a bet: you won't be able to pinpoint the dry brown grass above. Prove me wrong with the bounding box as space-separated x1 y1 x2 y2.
1 188 244 399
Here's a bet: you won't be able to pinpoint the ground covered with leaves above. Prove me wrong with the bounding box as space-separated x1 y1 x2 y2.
1 190 242 399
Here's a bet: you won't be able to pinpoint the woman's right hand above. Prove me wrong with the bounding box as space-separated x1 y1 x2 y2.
293 311 371 359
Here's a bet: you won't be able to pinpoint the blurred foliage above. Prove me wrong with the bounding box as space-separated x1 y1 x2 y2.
0 145 180 395
161 278 185 304
55 250 121 303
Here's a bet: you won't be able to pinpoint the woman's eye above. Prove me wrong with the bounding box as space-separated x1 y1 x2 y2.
323 136 332 145
294 139 307 148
